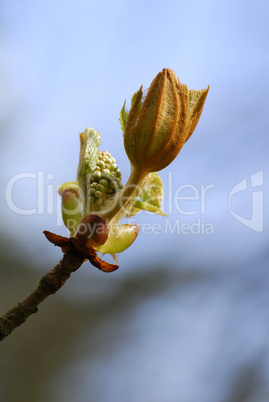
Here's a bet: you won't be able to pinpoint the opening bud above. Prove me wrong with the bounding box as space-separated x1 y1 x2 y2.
60 188 82 236
124 68 209 175
75 215 108 248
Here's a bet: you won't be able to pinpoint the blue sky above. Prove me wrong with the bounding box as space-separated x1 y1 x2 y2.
1 2 269 401
1 0 268 269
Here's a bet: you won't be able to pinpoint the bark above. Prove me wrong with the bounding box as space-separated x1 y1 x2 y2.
0 248 85 341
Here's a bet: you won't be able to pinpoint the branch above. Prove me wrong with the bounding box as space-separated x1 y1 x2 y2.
0 248 85 341
0 230 118 342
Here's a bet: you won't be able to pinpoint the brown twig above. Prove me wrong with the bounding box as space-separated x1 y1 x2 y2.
0 247 85 341
0 230 118 341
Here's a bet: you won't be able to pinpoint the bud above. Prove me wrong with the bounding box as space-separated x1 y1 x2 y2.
87 151 123 213
124 68 209 175
75 214 108 248
61 189 82 236
58 182 82 236
95 224 139 255
77 128 101 214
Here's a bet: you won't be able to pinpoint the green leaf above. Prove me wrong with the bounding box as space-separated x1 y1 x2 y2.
58 181 79 196
119 100 129 134
96 224 139 255
128 201 166 217
61 191 82 236
77 128 101 213
77 128 101 178
131 86 143 109
185 86 209 143
119 86 144 135
58 182 81 235
127 172 167 217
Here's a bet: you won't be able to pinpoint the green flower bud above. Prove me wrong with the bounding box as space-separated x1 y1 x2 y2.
98 160 106 169
92 171 102 180
96 184 105 193
99 179 108 191
94 191 102 199
86 150 123 213
77 128 101 210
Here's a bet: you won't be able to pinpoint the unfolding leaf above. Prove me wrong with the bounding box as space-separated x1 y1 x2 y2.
96 224 139 255
77 128 101 212
185 86 209 143
128 200 166 217
59 186 82 236
58 181 79 196
119 100 129 133
131 86 144 109
127 172 167 217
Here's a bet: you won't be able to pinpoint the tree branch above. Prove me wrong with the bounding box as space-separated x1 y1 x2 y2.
0 227 118 342
0 247 85 341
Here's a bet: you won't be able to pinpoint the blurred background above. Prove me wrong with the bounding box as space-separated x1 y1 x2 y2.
0 0 268 401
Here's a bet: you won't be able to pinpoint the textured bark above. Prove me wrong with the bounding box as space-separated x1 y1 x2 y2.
0 249 84 341
0 226 119 342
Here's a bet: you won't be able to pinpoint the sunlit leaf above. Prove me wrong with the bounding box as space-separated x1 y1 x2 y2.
127 172 167 217
119 100 129 133
77 128 101 213
58 181 79 196
96 224 139 255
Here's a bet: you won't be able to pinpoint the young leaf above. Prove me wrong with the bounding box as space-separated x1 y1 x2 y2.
96 224 139 255
126 172 167 217
58 182 81 235
77 128 101 179
77 128 101 213
128 200 166 217
185 86 209 142
58 181 79 196
119 100 129 133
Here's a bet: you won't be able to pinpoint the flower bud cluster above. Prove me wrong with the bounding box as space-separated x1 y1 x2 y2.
88 151 123 212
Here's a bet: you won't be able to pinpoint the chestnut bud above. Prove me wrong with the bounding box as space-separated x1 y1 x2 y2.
75 215 108 248
124 68 209 175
